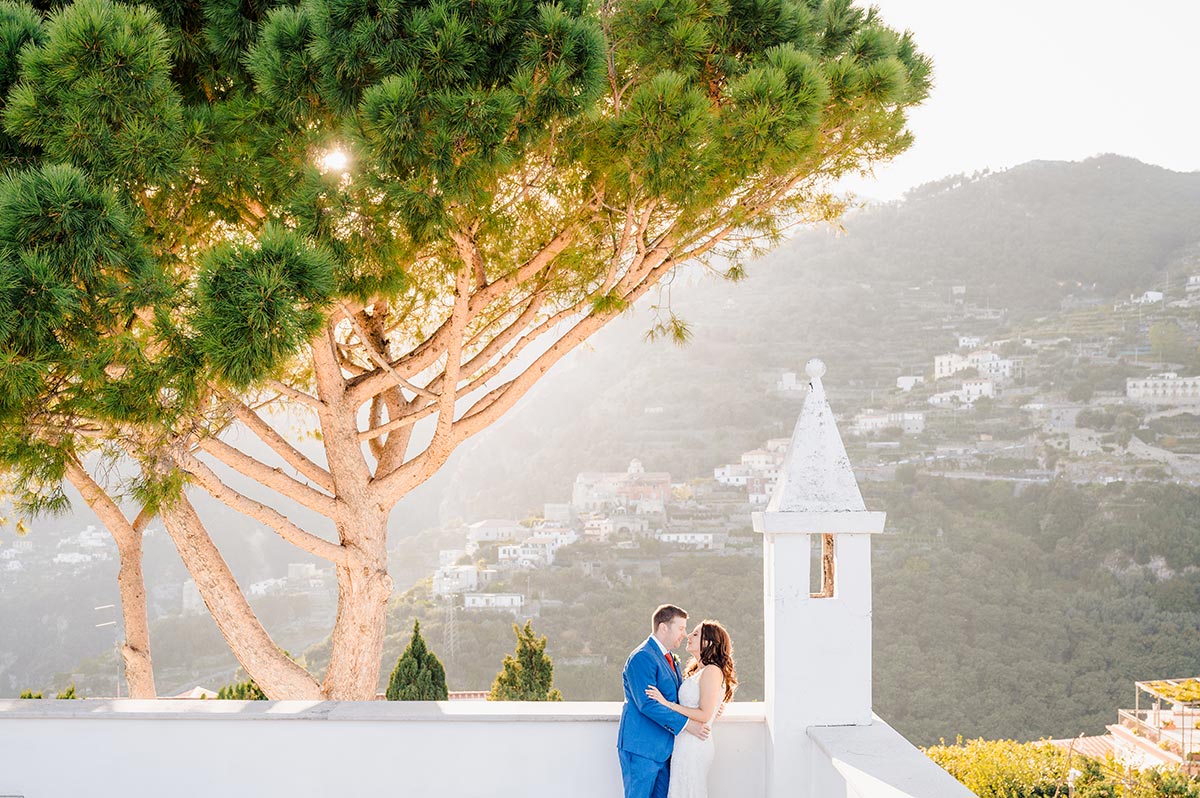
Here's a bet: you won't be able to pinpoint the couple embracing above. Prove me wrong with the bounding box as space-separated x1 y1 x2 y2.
617 604 738 798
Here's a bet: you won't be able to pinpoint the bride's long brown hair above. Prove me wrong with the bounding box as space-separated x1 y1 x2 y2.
683 620 738 702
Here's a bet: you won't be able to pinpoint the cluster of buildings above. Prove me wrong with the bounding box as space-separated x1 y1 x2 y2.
713 439 789 504
0 526 115 575
571 458 671 514
0 537 33 574
927 342 1022 407
934 348 1017 381
181 562 335 616
429 459 742 613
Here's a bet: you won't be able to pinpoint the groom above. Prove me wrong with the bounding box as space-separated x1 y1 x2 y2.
617 604 710 798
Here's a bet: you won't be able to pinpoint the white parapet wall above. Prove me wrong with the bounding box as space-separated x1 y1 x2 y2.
0 699 766 798
809 717 975 798
0 699 972 798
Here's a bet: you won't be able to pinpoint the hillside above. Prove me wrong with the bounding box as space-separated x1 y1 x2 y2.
787 155 1200 311
423 155 1200 521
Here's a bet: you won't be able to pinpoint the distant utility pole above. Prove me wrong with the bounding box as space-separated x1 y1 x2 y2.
442 597 459 664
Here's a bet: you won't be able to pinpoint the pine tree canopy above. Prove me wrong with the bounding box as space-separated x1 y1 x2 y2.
386 619 449 700
0 0 930 699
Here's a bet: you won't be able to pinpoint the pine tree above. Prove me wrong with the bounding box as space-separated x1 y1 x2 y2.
216 674 268 700
386 619 448 701
489 621 563 702
55 684 78 699
0 0 931 700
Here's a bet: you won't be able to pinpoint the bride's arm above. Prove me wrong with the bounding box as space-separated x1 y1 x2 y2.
644 665 726 725
697 665 725 725
644 685 710 724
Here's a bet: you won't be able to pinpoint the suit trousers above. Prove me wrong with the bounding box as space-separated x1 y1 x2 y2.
619 749 671 798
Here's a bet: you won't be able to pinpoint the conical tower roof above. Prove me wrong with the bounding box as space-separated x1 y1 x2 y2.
767 359 866 513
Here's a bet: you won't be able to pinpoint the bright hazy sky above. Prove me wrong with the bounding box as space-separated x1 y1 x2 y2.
840 0 1200 200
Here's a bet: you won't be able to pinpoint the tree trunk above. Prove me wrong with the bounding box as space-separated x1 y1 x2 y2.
310 334 395 699
160 492 325 700
113 530 156 698
322 513 393 700
65 462 157 698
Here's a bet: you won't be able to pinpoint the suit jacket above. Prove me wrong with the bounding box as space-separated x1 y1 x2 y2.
616 637 687 761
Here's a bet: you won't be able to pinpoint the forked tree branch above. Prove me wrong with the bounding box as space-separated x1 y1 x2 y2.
197 436 339 517
173 448 350 565
221 395 336 493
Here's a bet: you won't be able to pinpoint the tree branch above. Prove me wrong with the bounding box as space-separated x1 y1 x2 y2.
343 303 437 401
173 448 350 565
160 493 325 700
221 394 336 493
197 436 339 517
267 380 322 410
371 242 675 504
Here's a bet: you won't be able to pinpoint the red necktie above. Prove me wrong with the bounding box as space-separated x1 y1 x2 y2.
665 652 677 675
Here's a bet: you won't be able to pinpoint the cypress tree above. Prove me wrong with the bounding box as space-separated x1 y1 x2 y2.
386 619 448 701
489 621 562 702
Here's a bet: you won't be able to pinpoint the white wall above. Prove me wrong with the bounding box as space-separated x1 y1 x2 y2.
809 718 975 798
0 700 766 798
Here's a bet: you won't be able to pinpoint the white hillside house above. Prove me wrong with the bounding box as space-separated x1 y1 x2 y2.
930 378 995 406
467 518 525 546
850 410 926 436
934 350 1014 381
0 358 974 798
463 593 525 614
658 531 718 550
1127 373 1200 405
432 564 495 597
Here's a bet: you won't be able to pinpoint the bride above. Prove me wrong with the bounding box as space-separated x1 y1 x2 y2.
645 620 737 798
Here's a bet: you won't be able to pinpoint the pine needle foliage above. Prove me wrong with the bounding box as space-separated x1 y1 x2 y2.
385 619 448 701
489 621 562 702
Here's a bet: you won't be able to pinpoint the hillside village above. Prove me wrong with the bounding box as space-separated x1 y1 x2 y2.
419 269 1200 617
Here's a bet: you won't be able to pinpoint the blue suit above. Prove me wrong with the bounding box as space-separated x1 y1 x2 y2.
617 638 687 798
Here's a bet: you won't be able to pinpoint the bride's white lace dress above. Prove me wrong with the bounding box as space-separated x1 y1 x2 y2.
668 672 716 798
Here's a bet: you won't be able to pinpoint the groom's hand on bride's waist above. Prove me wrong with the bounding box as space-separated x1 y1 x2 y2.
684 719 711 740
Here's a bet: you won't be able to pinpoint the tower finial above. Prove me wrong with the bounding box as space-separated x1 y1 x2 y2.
805 358 826 381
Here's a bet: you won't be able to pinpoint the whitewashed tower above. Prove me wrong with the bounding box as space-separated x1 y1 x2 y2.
752 359 887 797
